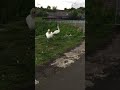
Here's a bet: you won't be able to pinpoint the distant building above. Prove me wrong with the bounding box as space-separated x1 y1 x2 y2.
43 10 69 20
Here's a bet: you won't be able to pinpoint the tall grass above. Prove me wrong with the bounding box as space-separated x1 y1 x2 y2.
35 19 58 36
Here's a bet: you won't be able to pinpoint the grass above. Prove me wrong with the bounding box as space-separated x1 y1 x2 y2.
35 19 84 65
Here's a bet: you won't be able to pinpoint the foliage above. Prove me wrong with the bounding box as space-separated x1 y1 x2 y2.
36 9 48 17
36 6 85 19
47 6 51 10
35 18 57 36
52 6 57 12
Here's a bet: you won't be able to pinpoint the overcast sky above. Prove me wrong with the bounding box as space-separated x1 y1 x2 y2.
35 0 85 10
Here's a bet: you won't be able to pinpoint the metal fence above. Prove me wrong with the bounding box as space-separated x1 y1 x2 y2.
56 20 85 28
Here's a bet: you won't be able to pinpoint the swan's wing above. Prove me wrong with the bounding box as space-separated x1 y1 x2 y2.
46 32 48 37
53 30 60 34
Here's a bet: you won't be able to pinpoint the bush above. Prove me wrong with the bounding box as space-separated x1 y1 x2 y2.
35 19 57 36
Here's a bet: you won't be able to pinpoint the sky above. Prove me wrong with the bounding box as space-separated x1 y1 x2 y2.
35 0 85 10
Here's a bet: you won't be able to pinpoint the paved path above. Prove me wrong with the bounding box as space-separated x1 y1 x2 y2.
35 41 85 90
36 55 85 90
86 33 120 89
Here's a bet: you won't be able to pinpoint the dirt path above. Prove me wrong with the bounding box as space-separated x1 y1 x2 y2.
35 41 85 90
86 34 120 89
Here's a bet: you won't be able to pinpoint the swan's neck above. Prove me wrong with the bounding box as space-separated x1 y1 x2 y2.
48 31 51 34
30 14 35 18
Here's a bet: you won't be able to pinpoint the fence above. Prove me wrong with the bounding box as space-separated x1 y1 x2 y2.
48 20 85 35
58 20 85 35
56 20 85 27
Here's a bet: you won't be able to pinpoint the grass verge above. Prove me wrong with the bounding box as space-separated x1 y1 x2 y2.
35 20 84 65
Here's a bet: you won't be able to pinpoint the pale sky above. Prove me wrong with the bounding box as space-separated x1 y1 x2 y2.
35 0 85 10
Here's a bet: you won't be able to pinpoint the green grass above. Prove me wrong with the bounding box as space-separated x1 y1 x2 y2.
35 19 83 65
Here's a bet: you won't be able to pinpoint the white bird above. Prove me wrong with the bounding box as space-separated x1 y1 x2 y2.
53 25 60 35
46 29 54 39
26 8 39 85
35 79 39 85
26 8 36 30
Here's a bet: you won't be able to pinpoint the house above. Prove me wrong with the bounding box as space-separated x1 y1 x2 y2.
43 10 69 20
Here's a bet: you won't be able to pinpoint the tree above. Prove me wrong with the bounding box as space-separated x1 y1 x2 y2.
70 7 75 11
47 6 51 10
40 6 43 9
69 9 78 19
64 8 67 10
37 9 48 17
46 6 51 12
52 6 57 12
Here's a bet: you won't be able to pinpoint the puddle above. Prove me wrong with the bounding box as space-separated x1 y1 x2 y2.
51 58 74 68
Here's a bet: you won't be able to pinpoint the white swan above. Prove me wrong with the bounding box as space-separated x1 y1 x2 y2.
26 8 39 85
26 8 36 30
53 25 60 34
46 29 54 39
